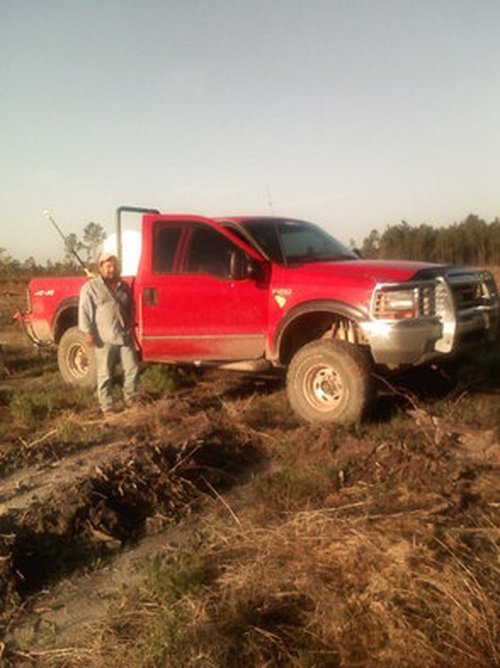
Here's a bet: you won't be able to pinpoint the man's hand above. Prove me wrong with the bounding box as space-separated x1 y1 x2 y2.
85 333 95 347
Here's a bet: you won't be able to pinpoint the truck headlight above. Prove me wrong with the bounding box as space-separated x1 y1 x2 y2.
373 288 417 320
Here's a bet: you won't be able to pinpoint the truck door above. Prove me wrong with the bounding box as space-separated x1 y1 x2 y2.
139 220 269 362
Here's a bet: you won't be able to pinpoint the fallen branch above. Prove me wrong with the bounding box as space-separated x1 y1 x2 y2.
201 474 242 528
19 428 58 449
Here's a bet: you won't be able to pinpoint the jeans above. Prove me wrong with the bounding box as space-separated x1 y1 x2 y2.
94 343 139 411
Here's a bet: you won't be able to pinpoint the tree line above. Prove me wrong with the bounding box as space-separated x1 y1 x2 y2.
0 222 106 281
360 214 500 266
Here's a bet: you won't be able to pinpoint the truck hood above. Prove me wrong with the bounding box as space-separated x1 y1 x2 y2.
289 259 440 284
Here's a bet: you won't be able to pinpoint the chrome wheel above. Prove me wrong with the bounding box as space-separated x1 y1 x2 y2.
67 342 90 379
303 363 344 411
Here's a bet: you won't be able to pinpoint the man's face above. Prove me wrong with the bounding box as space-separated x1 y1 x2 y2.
99 258 118 280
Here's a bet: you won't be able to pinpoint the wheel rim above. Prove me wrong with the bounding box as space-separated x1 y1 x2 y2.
303 363 345 411
67 343 90 379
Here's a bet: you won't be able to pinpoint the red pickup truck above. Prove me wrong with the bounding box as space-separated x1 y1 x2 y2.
18 206 499 423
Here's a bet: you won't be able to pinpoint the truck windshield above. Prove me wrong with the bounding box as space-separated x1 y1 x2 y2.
240 218 357 265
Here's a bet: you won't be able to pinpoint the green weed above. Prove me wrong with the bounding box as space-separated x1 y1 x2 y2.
111 551 217 667
9 391 54 424
55 415 104 444
8 383 94 427
252 464 336 515
140 364 182 397
143 551 213 604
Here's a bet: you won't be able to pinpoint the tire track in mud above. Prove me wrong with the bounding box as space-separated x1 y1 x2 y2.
0 406 263 628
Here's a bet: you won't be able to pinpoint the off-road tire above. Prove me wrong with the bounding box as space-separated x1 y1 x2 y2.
57 327 96 388
286 340 374 424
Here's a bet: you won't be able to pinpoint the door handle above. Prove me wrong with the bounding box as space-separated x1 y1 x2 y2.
143 287 158 306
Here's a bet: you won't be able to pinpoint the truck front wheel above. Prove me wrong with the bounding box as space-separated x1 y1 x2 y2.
286 340 374 424
57 327 96 388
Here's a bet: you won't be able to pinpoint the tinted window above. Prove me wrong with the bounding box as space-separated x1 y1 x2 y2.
153 224 182 274
241 221 283 263
184 226 238 278
242 218 355 265
278 221 348 261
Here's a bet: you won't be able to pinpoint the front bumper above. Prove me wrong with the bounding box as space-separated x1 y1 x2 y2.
362 309 498 366
361 274 499 367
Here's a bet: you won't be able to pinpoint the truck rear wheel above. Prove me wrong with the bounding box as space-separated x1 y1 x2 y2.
57 327 96 388
286 340 374 424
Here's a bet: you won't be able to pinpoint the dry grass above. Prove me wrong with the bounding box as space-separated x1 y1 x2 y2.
53 507 498 668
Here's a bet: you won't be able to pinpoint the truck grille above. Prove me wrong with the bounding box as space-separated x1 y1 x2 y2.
447 272 498 311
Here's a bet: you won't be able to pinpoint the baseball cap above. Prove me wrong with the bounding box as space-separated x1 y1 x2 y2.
98 251 118 265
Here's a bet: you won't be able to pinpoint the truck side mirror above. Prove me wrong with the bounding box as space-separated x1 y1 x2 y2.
229 251 261 280
245 257 261 280
229 250 244 280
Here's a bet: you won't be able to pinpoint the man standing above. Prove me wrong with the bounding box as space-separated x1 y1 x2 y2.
78 252 139 414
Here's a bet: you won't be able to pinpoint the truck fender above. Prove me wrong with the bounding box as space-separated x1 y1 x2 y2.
273 299 368 364
52 297 79 343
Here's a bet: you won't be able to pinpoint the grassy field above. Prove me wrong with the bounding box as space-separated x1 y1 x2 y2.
0 277 499 667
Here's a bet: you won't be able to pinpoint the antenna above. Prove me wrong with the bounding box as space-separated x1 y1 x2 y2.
265 187 274 215
43 209 93 277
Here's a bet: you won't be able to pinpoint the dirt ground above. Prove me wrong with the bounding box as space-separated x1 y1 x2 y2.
0 281 499 667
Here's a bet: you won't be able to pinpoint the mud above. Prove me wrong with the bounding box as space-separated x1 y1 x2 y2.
0 406 261 623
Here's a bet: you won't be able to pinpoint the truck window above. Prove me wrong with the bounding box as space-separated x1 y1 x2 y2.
184 225 237 279
241 220 283 264
241 218 355 264
278 220 351 261
153 224 182 273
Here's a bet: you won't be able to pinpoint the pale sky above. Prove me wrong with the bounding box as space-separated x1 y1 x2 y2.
1 0 499 262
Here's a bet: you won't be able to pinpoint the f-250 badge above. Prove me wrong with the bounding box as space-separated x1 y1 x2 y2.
34 289 55 297
272 288 292 309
